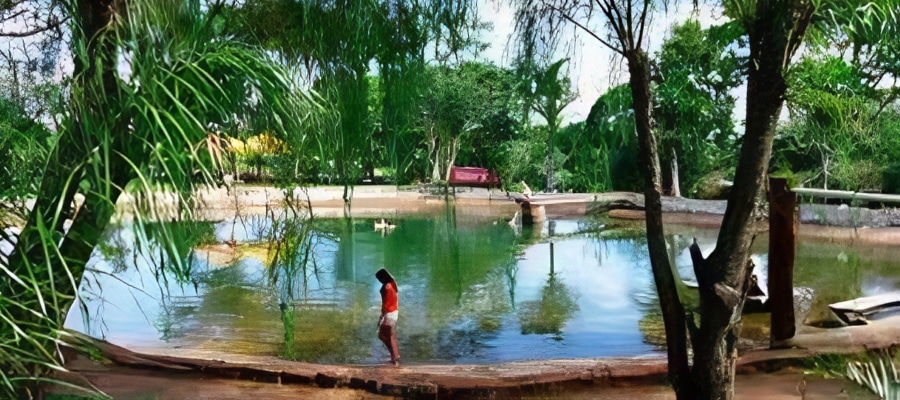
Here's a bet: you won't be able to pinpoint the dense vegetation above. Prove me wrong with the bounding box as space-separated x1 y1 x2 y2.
4 5 898 198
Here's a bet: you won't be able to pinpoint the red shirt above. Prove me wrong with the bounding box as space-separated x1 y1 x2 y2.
381 281 398 314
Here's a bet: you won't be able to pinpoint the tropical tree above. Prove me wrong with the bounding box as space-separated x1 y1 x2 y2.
512 0 820 398
520 58 577 192
778 56 887 190
775 0 900 191
0 0 317 397
420 62 514 182
224 0 488 190
654 19 743 197
554 84 642 193
813 0 900 114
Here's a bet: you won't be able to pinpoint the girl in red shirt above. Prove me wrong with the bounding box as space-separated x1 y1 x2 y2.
376 268 400 365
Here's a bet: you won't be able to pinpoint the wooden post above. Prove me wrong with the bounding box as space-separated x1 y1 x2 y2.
768 177 797 343
521 203 546 226
550 242 555 275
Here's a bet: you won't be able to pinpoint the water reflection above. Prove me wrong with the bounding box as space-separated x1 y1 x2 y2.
518 272 579 339
65 209 900 364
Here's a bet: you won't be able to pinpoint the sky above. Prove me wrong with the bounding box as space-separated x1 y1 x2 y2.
475 1 740 126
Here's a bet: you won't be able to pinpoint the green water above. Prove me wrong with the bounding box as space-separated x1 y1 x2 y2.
65 208 900 364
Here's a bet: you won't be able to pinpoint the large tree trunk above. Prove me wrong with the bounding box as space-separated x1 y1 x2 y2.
688 2 815 399
625 49 693 399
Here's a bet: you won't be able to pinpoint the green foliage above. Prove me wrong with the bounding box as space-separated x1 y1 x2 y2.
814 0 900 106
555 122 607 193
777 55 898 191
582 84 641 192
419 62 519 182
519 58 576 191
0 97 53 200
769 168 801 190
654 19 743 196
225 0 488 188
884 163 900 194
844 348 900 399
495 128 545 192
1 0 317 397
779 0 900 192
453 64 522 174
803 353 851 378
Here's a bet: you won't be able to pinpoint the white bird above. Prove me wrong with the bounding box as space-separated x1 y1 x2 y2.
374 218 396 231
508 211 519 227
520 181 533 198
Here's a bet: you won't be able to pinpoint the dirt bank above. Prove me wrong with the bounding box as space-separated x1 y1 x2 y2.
55 331 877 399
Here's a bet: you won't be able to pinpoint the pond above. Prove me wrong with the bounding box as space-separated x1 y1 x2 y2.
64 206 900 365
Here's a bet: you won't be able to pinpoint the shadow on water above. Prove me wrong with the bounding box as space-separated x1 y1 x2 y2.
65 206 900 364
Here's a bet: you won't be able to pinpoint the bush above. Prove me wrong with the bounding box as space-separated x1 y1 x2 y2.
0 98 53 200
883 162 900 194
691 170 732 199
829 159 882 191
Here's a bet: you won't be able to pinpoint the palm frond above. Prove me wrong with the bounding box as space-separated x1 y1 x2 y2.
0 0 322 397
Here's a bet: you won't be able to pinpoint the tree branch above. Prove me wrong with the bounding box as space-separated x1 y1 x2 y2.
0 16 68 38
601 0 630 52
636 0 650 48
551 4 625 56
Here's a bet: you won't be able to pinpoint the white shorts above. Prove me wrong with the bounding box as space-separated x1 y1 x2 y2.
380 310 398 327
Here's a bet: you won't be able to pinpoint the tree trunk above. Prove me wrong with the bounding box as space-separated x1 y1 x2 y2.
546 125 555 192
689 239 752 400
660 144 674 196
670 148 681 198
2 1 126 395
687 1 814 398
625 49 693 399
768 177 797 343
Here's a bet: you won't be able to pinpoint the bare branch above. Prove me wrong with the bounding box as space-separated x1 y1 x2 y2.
595 0 627 52
0 8 28 24
625 0 634 48
552 3 625 55
636 0 650 48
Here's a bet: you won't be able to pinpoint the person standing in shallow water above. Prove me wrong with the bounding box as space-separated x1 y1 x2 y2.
376 268 400 365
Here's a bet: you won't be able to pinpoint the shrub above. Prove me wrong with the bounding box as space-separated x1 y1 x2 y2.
883 162 900 194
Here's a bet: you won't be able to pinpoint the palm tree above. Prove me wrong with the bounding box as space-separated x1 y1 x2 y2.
0 0 319 397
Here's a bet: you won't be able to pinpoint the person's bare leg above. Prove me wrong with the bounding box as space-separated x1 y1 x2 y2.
379 324 397 364
389 326 400 365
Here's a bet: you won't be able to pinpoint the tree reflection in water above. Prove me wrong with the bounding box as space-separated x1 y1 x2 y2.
517 272 579 339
